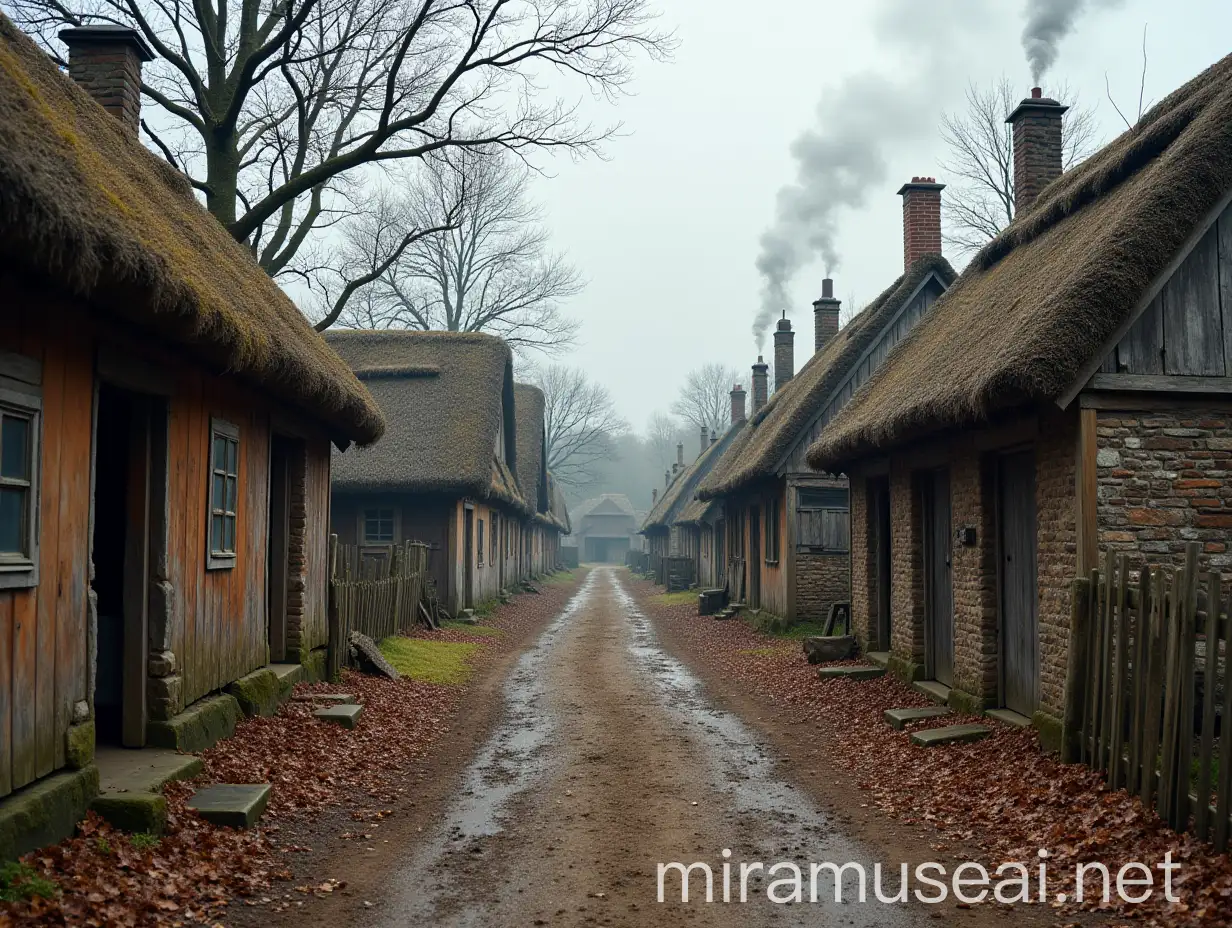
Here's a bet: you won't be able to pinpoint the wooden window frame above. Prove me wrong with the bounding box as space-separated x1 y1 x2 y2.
490 512 500 564
0 369 41 590
207 417 240 570
765 496 781 566
796 486 851 555
361 506 398 545
477 517 485 567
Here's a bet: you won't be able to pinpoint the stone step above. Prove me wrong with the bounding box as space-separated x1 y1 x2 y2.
314 703 364 729
294 693 359 706
866 651 891 668
817 665 886 682
910 724 992 748
269 662 305 690
884 706 952 731
985 708 1032 728
92 745 204 834
912 680 952 706
187 784 271 828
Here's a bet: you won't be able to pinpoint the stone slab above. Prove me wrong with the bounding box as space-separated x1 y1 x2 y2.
146 693 241 754
865 651 891 668
985 708 1032 728
269 662 305 703
910 724 992 747
884 706 952 731
803 635 856 664
187 784 271 828
226 667 283 718
95 745 203 796
294 693 359 706
912 680 952 706
314 703 363 729
91 792 167 835
817 665 885 681
0 765 99 861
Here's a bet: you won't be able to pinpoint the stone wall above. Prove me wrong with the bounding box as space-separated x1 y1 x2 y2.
948 442 998 705
284 450 310 662
1096 410 1232 572
848 476 874 648
888 460 925 667
1036 409 1078 718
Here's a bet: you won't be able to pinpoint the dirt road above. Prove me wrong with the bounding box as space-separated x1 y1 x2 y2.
329 567 1025 928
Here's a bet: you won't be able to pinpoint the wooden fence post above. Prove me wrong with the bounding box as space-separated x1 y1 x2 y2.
1063 577 1091 764
1195 571 1220 841
1175 544 1200 829
1216 574 1232 852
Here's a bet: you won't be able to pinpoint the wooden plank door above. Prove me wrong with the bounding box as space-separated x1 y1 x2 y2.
266 435 292 663
748 506 761 609
923 470 954 686
873 478 892 651
999 450 1039 716
463 507 474 610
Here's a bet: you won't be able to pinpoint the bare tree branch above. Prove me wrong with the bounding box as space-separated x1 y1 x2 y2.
530 364 626 490
669 363 738 436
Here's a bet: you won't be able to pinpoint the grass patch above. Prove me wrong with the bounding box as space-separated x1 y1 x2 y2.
767 620 835 640
0 862 57 902
542 570 577 585
379 637 480 685
652 590 698 606
442 621 502 637
473 598 499 618
130 832 160 851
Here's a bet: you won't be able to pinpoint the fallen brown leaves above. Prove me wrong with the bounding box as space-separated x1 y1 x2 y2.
630 577 1232 928
0 573 586 927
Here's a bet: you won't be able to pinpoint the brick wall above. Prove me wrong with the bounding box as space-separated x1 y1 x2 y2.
66 46 145 134
849 476 874 647
284 450 310 661
889 459 925 665
795 553 849 622
1036 409 1078 717
1096 410 1232 571
1009 97 1065 214
948 441 998 703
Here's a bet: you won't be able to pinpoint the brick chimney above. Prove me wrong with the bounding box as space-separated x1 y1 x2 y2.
710 429 717 446
676 442 684 469
730 384 747 425
652 488 658 505
698 424 709 460
751 357 769 414
59 25 154 135
897 177 944 271
1006 87 1068 215
664 469 670 487
813 279 841 353
773 313 794 390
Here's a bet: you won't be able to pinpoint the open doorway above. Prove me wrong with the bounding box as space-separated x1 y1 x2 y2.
267 434 302 663
93 384 164 747
463 506 475 610
871 477 892 651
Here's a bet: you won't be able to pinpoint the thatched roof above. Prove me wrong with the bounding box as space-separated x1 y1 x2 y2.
642 422 746 532
808 52 1232 470
697 255 953 499
570 494 638 525
325 330 527 511
514 383 547 513
0 16 382 445
538 473 571 533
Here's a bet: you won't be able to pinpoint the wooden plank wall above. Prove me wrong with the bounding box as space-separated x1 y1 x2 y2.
168 372 272 708
1110 202 1232 376
0 293 92 798
300 438 331 655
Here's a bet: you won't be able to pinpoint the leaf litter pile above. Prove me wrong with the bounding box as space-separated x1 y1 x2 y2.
0 573 586 927
629 576 1232 928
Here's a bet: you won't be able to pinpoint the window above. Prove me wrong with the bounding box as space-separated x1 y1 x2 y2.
796 486 850 553
208 418 239 569
363 508 396 544
766 496 781 564
0 354 41 589
477 518 485 566
490 512 499 564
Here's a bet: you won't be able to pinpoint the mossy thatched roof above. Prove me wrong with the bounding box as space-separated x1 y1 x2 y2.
808 52 1232 470
642 422 746 532
325 330 527 511
0 16 382 445
514 383 547 513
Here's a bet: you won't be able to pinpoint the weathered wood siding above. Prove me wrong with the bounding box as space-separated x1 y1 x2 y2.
0 295 92 798
1105 200 1232 377
300 438 332 655
781 274 948 474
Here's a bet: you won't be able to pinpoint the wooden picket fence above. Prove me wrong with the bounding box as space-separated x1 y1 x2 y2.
326 536 430 679
1065 542 1232 850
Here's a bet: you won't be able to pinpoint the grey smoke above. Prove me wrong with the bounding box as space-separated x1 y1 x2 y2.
1022 0 1125 84
753 1 993 350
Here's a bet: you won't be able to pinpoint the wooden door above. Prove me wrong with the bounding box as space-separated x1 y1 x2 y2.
872 478 892 651
267 435 293 662
463 507 474 609
999 450 1039 715
748 506 761 609
922 470 954 687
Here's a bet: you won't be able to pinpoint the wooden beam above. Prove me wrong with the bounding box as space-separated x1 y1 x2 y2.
1079 391 1232 412
1057 187 1232 410
972 414 1039 452
1089 373 1232 394
1075 408 1098 576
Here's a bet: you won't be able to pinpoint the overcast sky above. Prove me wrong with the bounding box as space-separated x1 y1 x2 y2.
525 0 1232 430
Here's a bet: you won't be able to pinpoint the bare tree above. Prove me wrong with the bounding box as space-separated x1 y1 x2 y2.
532 364 626 490
11 0 672 287
1106 24 1153 131
939 76 1099 256
670 363 739 435
337 148 582 351
645 410 687 475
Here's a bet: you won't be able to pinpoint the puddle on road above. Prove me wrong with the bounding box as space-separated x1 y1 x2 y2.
375 570 597 925
611 571 922 926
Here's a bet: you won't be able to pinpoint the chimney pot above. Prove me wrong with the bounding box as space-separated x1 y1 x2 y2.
59 25 154 135
729 383 747 425
652 488 658 505
751 356 769 414
897 176 945 272
699 424 709 460
676 442 684 468
1006 89 1068 215
710 429 717 446
813 280 841 353
773 314 795 391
